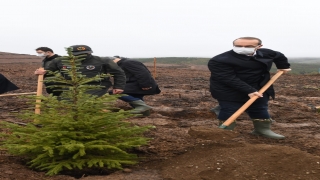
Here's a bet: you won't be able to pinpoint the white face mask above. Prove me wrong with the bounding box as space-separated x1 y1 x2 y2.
233 47 256 55
37 53 46 57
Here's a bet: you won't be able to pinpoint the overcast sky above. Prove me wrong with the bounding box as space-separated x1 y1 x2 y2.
0 0 319 58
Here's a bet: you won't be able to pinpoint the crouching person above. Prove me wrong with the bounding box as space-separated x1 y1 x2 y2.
113 56 161 116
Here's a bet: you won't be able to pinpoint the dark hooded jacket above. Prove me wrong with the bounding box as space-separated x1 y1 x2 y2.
0 73 19 94
208 48 290 102
116 58 161 95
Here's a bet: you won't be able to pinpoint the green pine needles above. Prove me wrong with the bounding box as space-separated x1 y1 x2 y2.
0 47 153 176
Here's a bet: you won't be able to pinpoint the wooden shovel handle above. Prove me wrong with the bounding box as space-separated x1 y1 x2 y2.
221 71 284 127
35 68 44 114
0 92 37 97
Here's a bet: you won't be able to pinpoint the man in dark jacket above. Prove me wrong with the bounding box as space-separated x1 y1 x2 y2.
34 45 126 97
0 73 19 94
208 37 291 139
35 47 61 96
113 56 161 115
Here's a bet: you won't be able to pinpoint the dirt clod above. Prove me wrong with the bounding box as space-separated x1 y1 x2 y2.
122 168 132 173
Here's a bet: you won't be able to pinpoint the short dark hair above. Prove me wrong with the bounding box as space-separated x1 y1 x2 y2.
36 47 54 53
233 37 262 45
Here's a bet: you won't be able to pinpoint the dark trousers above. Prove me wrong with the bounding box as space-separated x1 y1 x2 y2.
119 94 144 102
108 91 144 102
86 89 109 97
218 94 270 120
45 87 62 96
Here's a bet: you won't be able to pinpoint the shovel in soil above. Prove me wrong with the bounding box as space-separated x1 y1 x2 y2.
219 70 284 129
189 71 284 141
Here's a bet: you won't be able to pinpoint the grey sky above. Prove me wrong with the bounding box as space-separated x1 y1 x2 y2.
0 0 319 57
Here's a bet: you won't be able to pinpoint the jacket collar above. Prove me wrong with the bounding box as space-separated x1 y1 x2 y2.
256 50 264 57
43 54 59 62
116 58 127 66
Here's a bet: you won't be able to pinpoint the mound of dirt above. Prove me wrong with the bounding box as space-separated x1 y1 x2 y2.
0 156 75 180
157 143 320 180
188 126 239 141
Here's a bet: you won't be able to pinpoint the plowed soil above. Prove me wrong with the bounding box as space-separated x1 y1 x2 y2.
1 62 320 180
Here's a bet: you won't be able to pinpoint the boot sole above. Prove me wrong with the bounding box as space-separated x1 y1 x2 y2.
131 110 151 117
251 132 285 140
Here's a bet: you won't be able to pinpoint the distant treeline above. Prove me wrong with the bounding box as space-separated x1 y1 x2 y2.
136 57 209 65
136 57 320 74
269 63 320 74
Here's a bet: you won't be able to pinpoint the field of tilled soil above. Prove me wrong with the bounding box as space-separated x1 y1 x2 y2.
1 62 320 180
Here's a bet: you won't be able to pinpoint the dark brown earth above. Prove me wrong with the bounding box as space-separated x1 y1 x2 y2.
1 62 320 180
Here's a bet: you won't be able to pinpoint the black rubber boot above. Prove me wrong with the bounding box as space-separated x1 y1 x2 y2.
251 119 285 139
129 100 152 114
210 105 221 116
218 120 236 130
